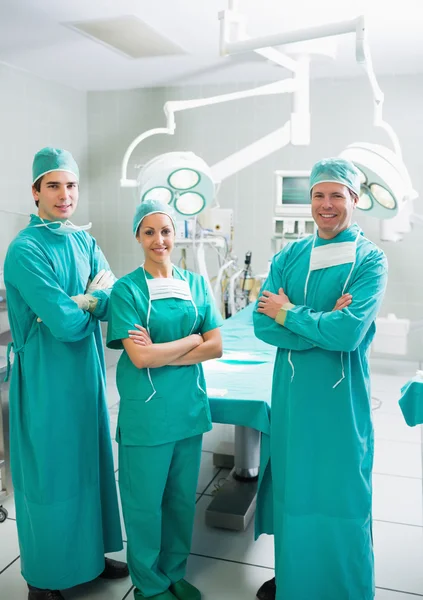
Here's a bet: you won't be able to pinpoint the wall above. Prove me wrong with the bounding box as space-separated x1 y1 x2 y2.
0 62 89 274
87 74 423 360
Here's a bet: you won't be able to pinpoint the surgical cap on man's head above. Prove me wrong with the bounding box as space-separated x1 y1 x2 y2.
310 158 361 197
32 147 79 185
133 199 176 237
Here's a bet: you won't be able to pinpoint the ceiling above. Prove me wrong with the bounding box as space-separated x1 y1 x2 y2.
1 0 422 91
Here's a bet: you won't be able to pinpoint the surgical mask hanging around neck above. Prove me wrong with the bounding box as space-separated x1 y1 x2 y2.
141 264 206 403
33 218 92 235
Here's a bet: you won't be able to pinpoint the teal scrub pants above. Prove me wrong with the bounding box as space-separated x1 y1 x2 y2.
119 434 203 598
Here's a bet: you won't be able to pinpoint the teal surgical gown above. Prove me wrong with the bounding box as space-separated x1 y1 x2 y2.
253 224 388 600
4 215 123 590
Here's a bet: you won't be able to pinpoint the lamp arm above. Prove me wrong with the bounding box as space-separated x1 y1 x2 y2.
121 79 300 187
163 79 298 129
355 17 403 159
120 127 174 187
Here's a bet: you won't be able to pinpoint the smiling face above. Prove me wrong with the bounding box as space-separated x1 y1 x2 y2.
311 182 358 239
32 171 79 221
137 212 175 266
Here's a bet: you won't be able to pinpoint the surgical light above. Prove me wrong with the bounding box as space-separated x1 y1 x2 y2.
370 184 396 210
340 143 416 220
175 192 205 216
357 192 372 211
142 186 173 204
137 151 215 217
168 168 200 190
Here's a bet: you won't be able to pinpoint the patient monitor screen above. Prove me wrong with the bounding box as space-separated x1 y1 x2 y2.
282 177 310 205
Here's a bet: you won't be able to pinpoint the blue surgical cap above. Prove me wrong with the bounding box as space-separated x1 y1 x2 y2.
133 199 176 237
32 147 79 184
310 158 361 197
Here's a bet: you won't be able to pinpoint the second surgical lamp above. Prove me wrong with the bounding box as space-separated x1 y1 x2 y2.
121 2 417 238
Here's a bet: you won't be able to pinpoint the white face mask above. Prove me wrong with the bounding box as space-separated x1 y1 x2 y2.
309 241 357 272
146 277 193 302
32 218 92 235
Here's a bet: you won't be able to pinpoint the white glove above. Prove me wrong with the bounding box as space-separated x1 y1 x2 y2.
86 269 115 293
71 294 98 313
37 292 99 321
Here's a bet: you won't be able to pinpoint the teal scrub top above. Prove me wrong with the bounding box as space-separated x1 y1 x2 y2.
107 267 224 446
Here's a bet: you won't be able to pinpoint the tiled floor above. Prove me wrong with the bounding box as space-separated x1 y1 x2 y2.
2 362 423 599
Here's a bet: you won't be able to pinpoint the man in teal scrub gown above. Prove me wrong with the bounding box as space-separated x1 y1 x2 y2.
4 147 127 600
254 158 388 600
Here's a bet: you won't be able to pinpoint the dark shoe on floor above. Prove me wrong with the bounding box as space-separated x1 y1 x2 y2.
256 577 276 600
99 557 129 579
28 586 64 600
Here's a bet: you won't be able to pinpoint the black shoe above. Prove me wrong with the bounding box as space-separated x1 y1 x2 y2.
256 577 276 600
99 557 129 580
28 586 64 600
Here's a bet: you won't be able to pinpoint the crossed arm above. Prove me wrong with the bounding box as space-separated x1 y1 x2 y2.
255 252 387 353
123 326 222 369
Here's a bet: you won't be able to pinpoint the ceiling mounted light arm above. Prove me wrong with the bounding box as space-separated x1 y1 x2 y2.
218 5 298 73
121 78 302 190
356 21 403 159
220 16 361 58
163 78 299 130
219 3 404 161
121 127 174 187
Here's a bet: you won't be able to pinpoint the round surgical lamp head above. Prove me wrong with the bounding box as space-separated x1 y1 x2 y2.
340 143 417 219
137 151 215 217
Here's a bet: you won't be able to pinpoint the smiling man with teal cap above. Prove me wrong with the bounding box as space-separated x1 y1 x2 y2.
254 157 388 600
4 147 128 599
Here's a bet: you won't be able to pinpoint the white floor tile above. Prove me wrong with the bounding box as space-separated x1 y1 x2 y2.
191 495 275 569
374 520 423 595
203 468 231 496
185 554 274 600
372 374 408 416
373 439 422 479
197 452 219 494
375 589 423 599
0 518 19 573
373 473 423 526
373 410 422 444
0 558 27 599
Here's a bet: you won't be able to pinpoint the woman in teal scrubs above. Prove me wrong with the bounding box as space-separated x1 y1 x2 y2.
107 199 223 600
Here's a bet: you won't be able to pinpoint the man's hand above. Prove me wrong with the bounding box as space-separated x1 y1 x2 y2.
257 288 290 319
86 269 115 293
128 324 152 346
332 294 352 312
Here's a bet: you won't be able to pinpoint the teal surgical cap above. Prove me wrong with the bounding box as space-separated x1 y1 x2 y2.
133 199 176 237
310 158 361 197
32 147 79 184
